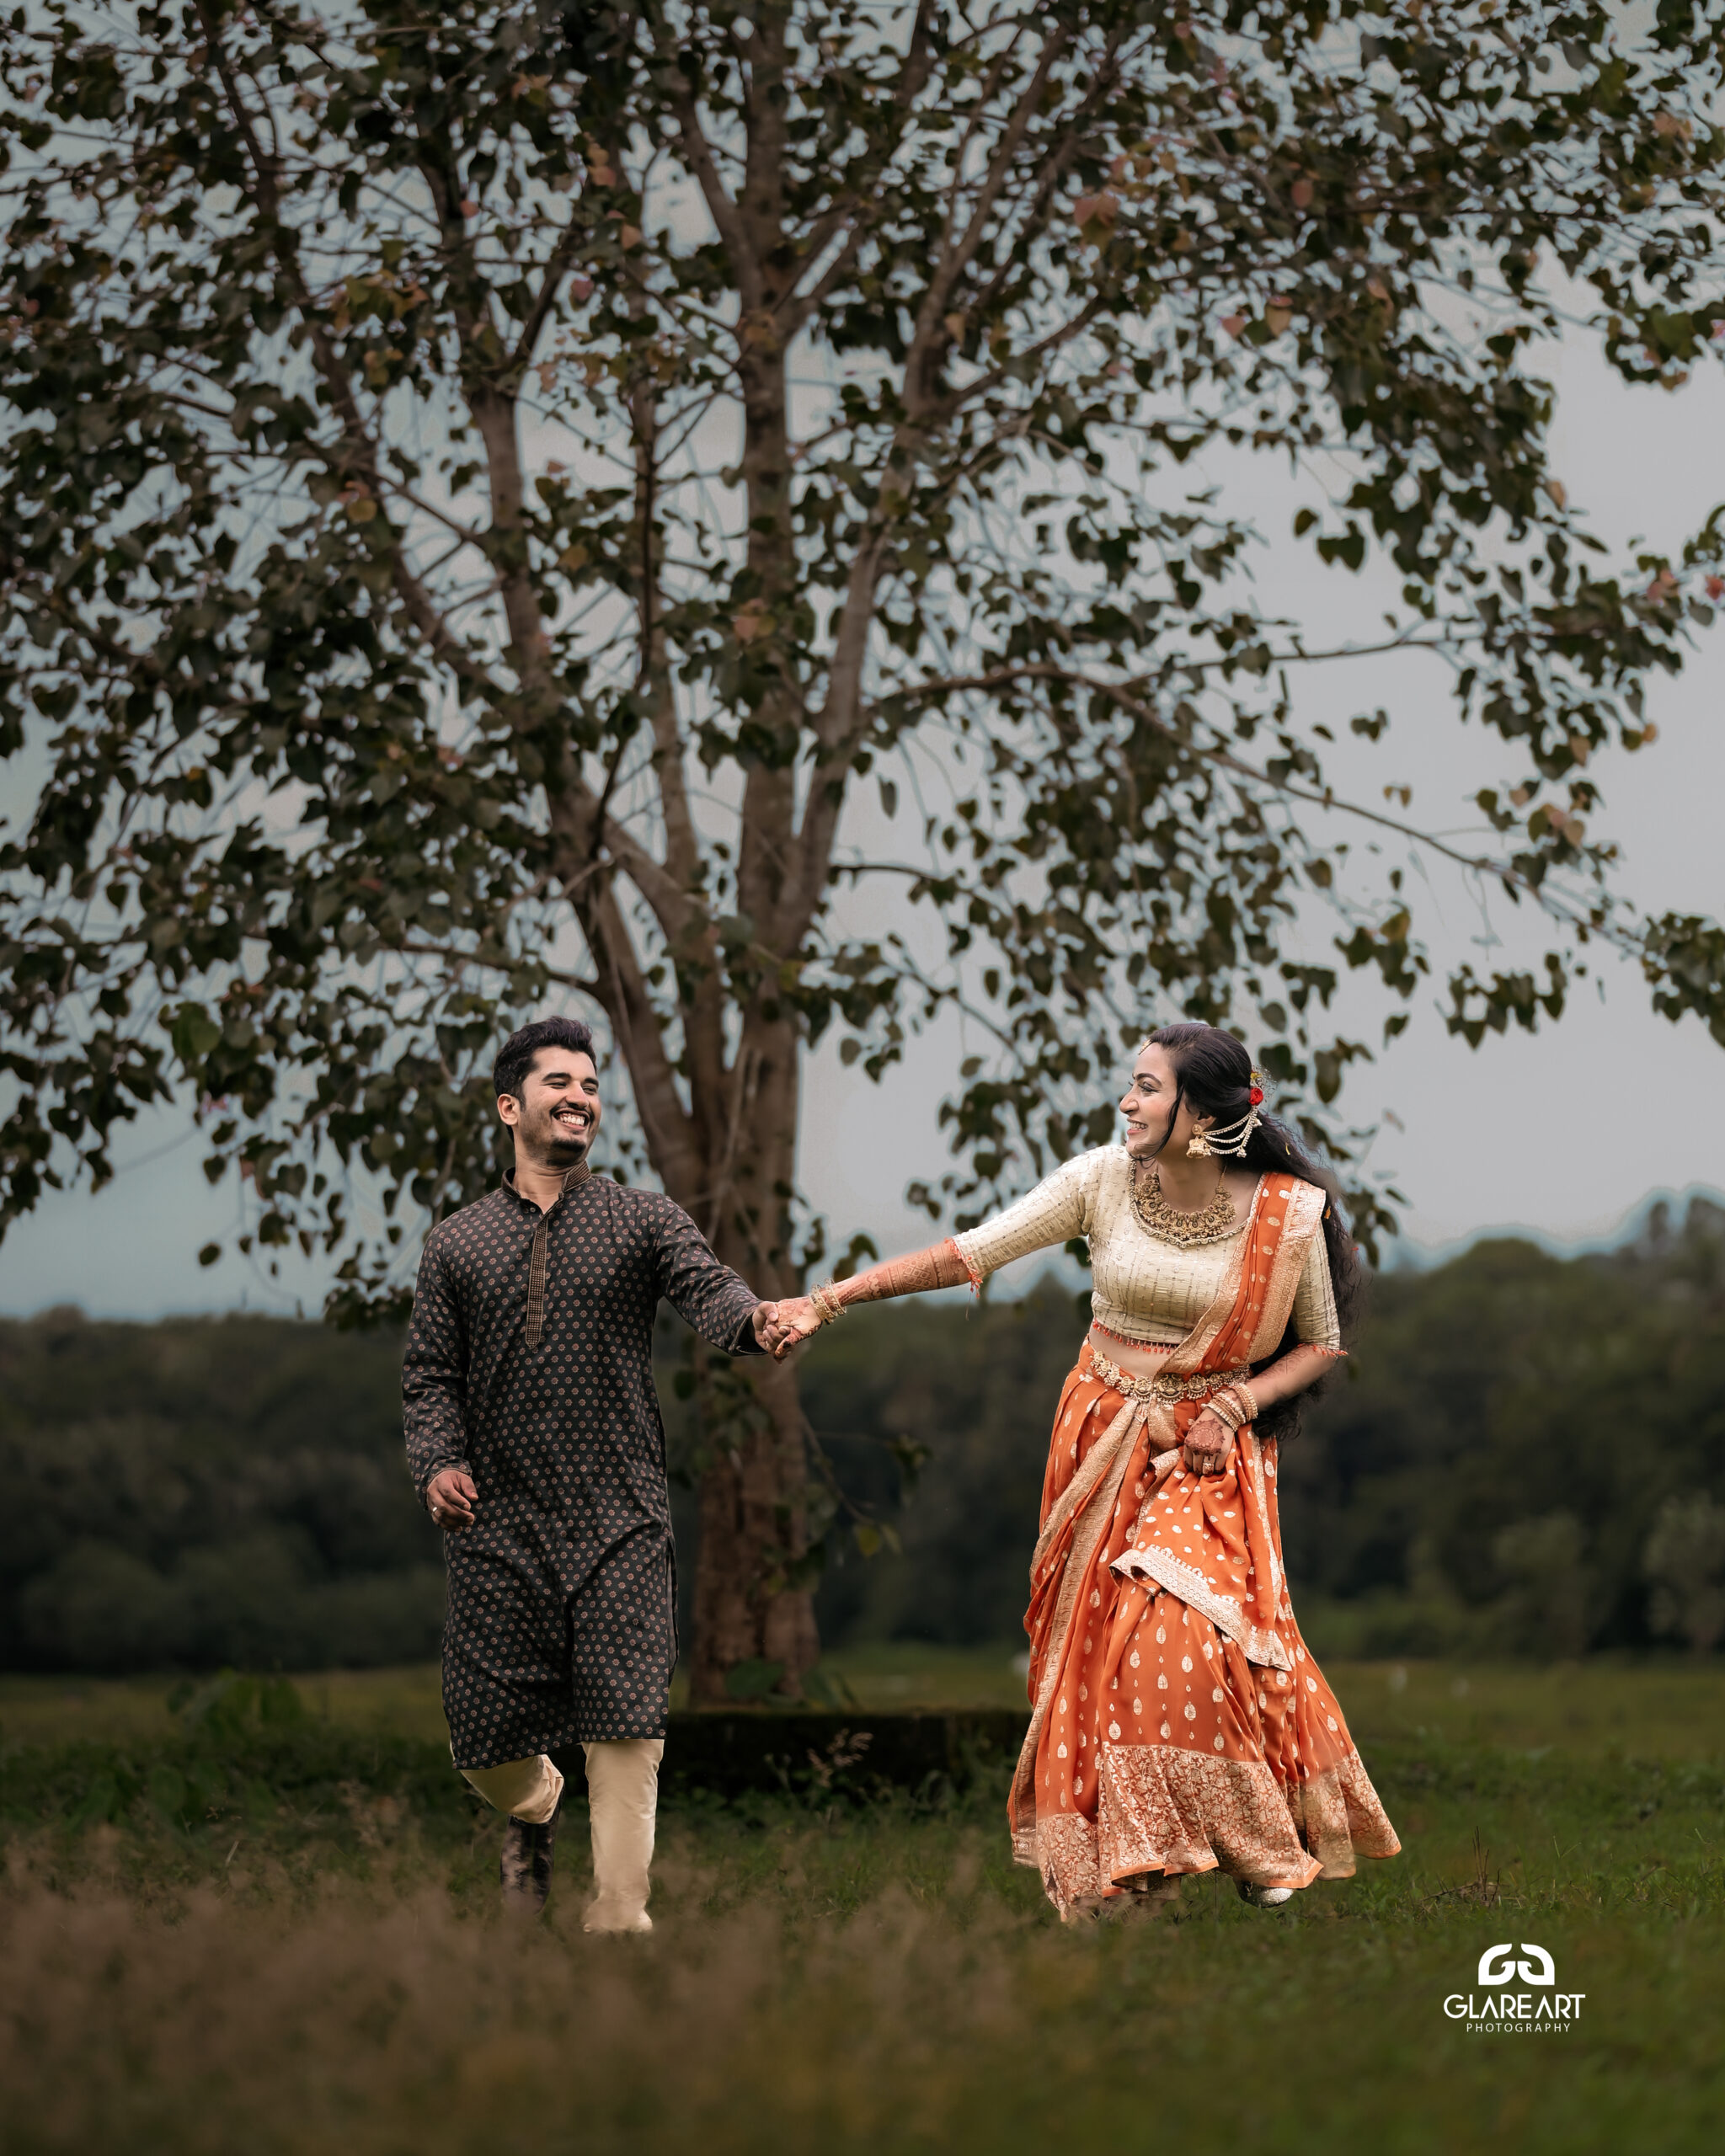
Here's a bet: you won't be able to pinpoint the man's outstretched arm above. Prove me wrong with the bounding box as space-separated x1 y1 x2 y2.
654 1199 777 1355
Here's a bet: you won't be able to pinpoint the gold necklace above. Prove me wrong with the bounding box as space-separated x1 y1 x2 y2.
1130 1161 1239 1247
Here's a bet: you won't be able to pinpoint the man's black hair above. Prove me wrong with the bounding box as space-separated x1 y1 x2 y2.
493 1016 599 1102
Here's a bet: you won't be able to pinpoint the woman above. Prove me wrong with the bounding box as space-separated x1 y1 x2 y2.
772 1022 1399 1920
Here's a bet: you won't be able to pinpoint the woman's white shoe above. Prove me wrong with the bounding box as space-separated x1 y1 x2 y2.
1236 1881 1294 1908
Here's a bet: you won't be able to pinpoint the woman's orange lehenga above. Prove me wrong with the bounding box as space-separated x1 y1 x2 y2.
1008 1172 1400 1916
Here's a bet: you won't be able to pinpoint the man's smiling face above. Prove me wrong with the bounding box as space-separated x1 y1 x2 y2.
496 1046 602 1168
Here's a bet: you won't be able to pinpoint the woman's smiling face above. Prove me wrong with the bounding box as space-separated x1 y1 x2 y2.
1119 1043 1210 1161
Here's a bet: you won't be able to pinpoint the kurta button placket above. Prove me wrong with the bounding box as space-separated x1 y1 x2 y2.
523 1162 590 1351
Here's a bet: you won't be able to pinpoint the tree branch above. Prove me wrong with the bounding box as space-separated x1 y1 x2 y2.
911 27 1072 376
560 855 705 1206
896 659 1620 942
667 77 764 311
395 942 598 995
510 210 587 375
777 0 941 337
624 301 699 893
191 9 500 699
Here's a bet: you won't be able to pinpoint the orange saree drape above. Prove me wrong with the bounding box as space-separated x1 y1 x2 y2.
1009 1173 1400 1916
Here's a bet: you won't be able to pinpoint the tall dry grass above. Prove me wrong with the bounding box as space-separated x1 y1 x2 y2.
8 1668 1725 2156
3 1829 1053 2155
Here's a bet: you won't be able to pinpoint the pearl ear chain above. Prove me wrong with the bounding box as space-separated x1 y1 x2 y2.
1186 1072 1268 1158
1185 1103 1261 1158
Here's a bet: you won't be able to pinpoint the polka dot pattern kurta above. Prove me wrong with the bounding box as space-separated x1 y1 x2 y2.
402 1166 763 1769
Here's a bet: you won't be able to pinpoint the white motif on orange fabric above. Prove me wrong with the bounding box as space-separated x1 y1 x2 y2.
1007 1175 1395 1916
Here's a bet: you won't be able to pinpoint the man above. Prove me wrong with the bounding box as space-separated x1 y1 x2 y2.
403 1015 779 1930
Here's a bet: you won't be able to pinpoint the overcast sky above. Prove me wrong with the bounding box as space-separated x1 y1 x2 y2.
3 273 1722 1320
811 319 1725 1285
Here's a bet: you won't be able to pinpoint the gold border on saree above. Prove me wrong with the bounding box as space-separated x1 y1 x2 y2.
1089 1346 1253 1404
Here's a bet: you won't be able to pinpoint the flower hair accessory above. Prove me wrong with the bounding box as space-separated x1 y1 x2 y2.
1188 1068 1269 1159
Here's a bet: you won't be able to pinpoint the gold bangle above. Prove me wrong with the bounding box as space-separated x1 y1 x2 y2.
1205 1389 1244 1432
809 1281 846 1326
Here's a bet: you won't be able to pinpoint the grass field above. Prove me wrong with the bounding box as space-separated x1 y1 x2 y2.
3 1652 1722 2154
8 1642 1720 1749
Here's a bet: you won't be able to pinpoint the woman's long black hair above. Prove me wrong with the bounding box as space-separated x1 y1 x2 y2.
1141 1022 1366 1438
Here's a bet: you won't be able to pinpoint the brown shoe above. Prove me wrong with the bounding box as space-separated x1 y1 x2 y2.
499 1799 560 1913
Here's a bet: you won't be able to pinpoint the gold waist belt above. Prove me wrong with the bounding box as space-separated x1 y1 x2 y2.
1089 1347 1252 1405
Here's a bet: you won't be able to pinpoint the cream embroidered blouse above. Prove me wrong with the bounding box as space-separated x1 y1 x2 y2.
950 1146 1341 1351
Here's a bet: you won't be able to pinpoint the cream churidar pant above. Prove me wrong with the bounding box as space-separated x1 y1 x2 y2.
461 1738 664 1932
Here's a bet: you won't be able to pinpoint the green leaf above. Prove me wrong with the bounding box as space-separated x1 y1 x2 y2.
168 1005 222 1068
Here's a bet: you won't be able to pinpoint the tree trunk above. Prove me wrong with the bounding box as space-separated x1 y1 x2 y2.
688 1353 819 1705
628 13 822 1702
686 1013 818 1704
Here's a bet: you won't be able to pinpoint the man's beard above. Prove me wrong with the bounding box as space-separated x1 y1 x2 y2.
535 1107 593 1161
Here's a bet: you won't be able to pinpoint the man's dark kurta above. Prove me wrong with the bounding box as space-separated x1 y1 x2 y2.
402 1164 762 1769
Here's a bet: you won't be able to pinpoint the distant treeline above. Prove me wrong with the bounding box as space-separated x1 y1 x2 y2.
1 1309 444 1673
807 1198 1725 1662
4 1199 1723 1673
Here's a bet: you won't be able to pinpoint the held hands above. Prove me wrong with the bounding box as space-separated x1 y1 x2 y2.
1182 1408 1236 1478
745 1299 828 1359
776 1295 824 1358
761 1294 823 1359
426 1467 478 1534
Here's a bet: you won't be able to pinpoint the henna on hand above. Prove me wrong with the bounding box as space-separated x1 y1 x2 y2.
830 1240 971 1308
1183 1408 1236 1476
772 1243 972 1359
768 1295 820 1358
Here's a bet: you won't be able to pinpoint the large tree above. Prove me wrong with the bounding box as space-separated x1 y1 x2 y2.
4 0 1724 1699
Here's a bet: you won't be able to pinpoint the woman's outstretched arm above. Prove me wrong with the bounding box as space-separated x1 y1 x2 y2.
769 1154 1093 1358
767 1241 972 1358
